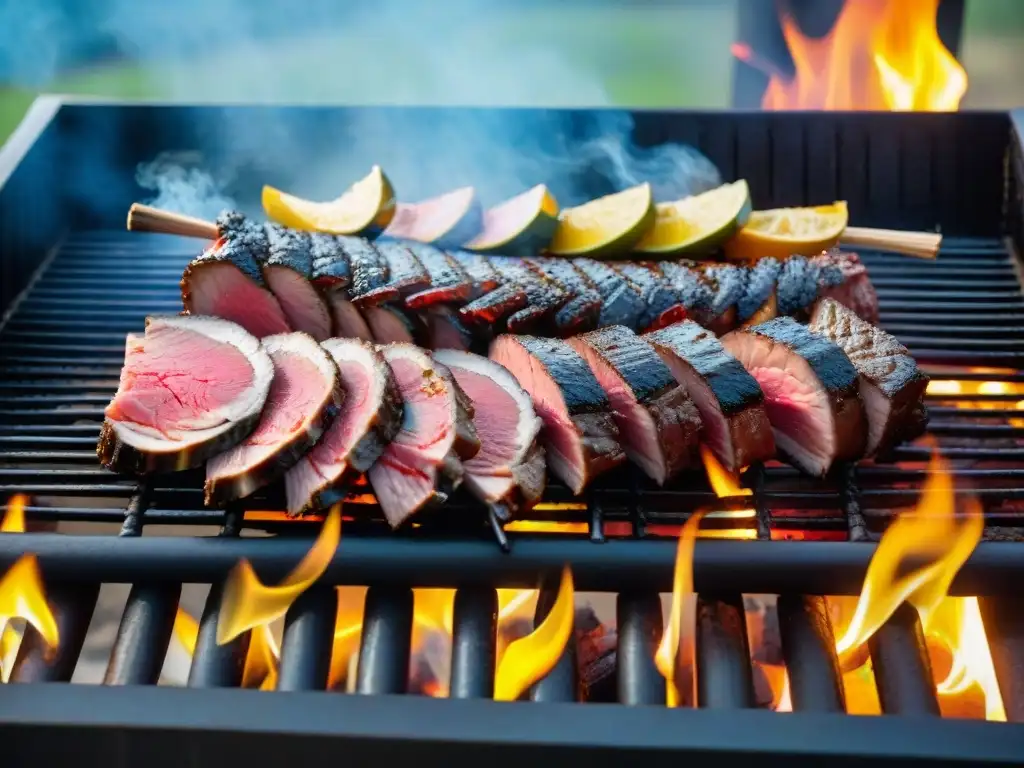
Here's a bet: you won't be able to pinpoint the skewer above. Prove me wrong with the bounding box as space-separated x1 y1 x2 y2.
127 203 219 240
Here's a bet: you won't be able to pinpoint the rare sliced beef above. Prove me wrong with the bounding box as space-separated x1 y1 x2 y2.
528 258 602 336
568 325 700 485
489 334 625 494
814 250 880 324
426 306 474 351
180 236 291 339
98 315 273 474
450 250 501 299
262 226 332 341
342 237 400 308
434 350 546 517
325 291 373 341
285 338 403 515
309 233 352 291
809 298 928 455
645 320 774 473
572 258 646 330
404 244 473 309
364 305 418 344
491 257 570 334
375 240 431 296
205 332 342 505
368 344 480 528
722 317 867 476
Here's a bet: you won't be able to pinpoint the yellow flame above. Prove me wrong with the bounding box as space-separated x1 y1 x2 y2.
1 495 26 534
654 511 704 707
217 503 342 645
493 566 574 701
242 624 281 691
173 606 199 655
699 445 752 498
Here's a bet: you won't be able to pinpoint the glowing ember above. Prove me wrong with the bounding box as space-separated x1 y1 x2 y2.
734 0 967 111
655 511 704 707
494 566 574 701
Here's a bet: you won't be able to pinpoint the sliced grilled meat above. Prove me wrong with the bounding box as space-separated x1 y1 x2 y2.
491 257 571 333
459 282 529 329
285 338 403 515
736 257 781 327
809 298 928 455
435 350 546 517
645 320 774 473
99 315 274 475
568 326 700 485
364 304 419 345
450 250 501 299
722 317 867 476
262 225 332 341
776 255 821 320
702 263 745 335
490 334 625 494
325 291 373 341
342 237 400 308
426 306 474 351
181 235 291 339
814 250 880 324
572 258 646 330
659 261 716 328
528 258 602 336
375 240 431 296
205 332 342 505
613 262 684 331
404 244 473 309
309 233 352 291
368 344 480 528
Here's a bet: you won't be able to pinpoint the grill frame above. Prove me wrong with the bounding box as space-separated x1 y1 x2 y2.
2 98 1024 764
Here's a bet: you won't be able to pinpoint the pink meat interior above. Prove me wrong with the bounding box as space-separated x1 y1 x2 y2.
264 266 331 341
327 294 373 341
188 262 291 338
450 368 521 474
655 350 731 469
105 324 254 437
387 355 454 464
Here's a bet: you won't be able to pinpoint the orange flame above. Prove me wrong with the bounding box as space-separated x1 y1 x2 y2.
493 566 574 701
700 445 752 498
747 0 967 111
217 503 341 645
654 511 704 707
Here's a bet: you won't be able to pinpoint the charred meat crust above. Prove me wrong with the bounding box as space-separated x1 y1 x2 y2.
403 244 474 308
309 233 352 290
341 237 400 307
375 240 431 296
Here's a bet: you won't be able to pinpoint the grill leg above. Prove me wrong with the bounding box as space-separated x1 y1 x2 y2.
777 594 846 712
868 602 940 716
449 587 497 699
695 594 756 709
355 586 413 695
978 595 1024 722
9 581 99 683
187 581 250 689
529 578 577 703
616 591 664 706
277 586 337 692
103 583 180 686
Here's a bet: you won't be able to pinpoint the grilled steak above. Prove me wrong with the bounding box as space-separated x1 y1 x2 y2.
368 344 480 527
376 240 431 296
426 306 474 351
490 335 625 494
776 255 821 320
528 258 602 336
568 325 700 485
491 257 570 333
403 244 473 309
450 250 501 299
180 235 291 339
342 237 400 308
573 258 646 330
325 291 373 341
814 250 880 325
645 320 774 473
262 226 332 341
435 350 546 517
613 262 685 332
809 298 928 455
659 261 715 327
98 316 273 474
702 263 745 335
364 304 418 344
736 257 781 327
309 233 352 291
722 317 867 476
459 282 529 329
205 332 342 505
285 338 403 515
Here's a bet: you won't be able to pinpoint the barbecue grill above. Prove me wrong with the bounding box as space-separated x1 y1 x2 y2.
2 96 1024 766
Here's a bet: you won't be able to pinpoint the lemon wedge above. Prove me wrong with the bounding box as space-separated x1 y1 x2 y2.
634 180 751 257
262 165 396 235
723 201 849 261
548 183 655 258
464 184 559 256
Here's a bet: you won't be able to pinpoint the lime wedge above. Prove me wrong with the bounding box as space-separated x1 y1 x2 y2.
723 201 848 261
634 180 752 257
262 165 396 235
382 187 483 248
464 184 559 255
548 183 655 258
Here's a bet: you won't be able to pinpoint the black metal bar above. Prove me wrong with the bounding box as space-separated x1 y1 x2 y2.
9 581 99 683
978 595 1024 723
276 587 337 692
616 591 665 706
867 603 940 716
695 594 755 709
776 595 845 713
449 587 497 699
103 582 181 686
529 579 577 703
1 534 1021 596
186 581 250 689
355 586 412 695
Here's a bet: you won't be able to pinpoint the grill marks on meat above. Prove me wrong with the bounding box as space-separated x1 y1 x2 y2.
285 339 403 516
99 316 274 474
568 326 700 485
737 257 782 326
814 250 880 325
573 258 646 330
810 299 928 455
722 317 867 477
702 264 745 335
613 263 685 332
343 237 399 307
376 240 431 296
262 226 332 341
660 261 715 327
368 344 480 527
491 257 570 333
450 251 501 299
404 244 473 309
435 350 546 517
490 335 625 494
205 332 343 505
528 258 602 336
645 320 774 473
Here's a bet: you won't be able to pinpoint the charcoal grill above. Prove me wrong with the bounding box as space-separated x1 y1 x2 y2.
1 97 1024 766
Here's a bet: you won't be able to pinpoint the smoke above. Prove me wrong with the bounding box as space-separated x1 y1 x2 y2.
5 0 722 220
